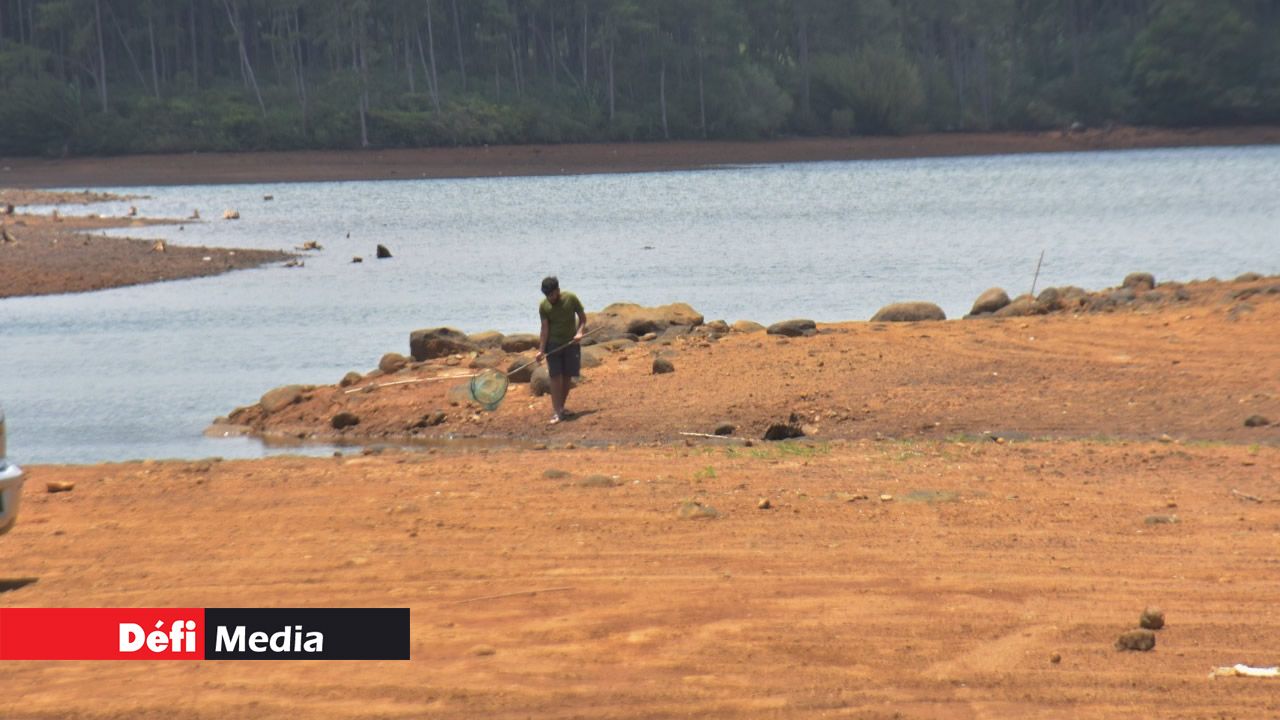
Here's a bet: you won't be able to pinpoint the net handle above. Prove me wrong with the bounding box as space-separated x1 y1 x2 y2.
505 327 603 378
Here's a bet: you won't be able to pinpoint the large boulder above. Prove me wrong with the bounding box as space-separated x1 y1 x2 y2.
993 295 1041 317
587 302 704 340
506 358 535 384
530 366 551 396
378 352 408 374
409 327 477 361
871 302 946 322
1123 272 1156 291
468 330 505 349
260 385 307 414
970 288 1010 315
501 333 540 353
469 351 508 370
767 319 817 337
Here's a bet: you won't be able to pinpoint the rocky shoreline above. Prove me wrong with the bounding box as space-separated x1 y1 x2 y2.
220 273 1280 448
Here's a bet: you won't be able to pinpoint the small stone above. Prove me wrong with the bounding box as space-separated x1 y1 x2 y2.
351 256 363 263
46 481 76 493
1144 514 1179 525
1158 433 1173 443
1050 653 1062 664
652 356 675 374
1115 629 1156 652
579 474 622 488
1244 415 1271 428
757 498 772 510
471 645 496 656
376 244 392 259
1140 607 1165 630
339 371 363 387
542 469 571 479
677 501 720 520
713 422 736 436
880 494 894 502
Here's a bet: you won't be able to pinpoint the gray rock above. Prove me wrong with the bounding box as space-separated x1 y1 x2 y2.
1123 272 1156 291
653 357 675 374
331 412 360 430
1115 629 1156 652
260 385 306 413
409 327 477 361
598 338 637 352
379 352 408 374
659 325 695 341
506 359 535 384
469 351 507 370
713 422 736 436
1035 287 1064 312
542 468 571 480
1244 415 1271 428
339 371 363 388
530 366 551 396
501 333 540 353
767 319 817 336
970 287 1011 315
588 302 704 340
731 320 766 334
376 244 392 259
581 346 606 368
705 319 730 334
468 330 505 349
871 302 946 322
989 296 1037 318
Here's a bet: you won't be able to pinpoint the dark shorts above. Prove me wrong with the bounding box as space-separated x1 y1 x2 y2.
547 344 581 378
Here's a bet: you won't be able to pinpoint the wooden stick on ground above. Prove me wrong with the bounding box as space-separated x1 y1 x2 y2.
1231 489 1265 504
343 373 476 394
679 431 751 442
452 587 574 605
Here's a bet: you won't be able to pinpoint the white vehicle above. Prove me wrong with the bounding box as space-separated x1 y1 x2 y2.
0 405 25 535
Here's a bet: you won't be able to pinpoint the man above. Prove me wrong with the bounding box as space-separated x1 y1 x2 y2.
536 276 587 424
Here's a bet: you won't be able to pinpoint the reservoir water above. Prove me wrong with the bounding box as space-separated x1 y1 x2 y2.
3 145 1278 463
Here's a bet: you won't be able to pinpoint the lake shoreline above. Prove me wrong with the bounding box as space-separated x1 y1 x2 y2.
4 125 1279 188
0 209 292 299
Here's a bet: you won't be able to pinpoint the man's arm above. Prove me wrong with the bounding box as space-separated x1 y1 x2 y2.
573 307 587 341
536 317 550 360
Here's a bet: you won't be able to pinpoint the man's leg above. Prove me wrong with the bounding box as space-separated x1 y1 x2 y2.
549 374 567 418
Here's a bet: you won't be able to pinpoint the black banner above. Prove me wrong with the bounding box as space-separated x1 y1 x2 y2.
204 608 409 660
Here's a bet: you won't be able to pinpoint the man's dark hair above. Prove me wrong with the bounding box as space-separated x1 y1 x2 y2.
541 276 560 296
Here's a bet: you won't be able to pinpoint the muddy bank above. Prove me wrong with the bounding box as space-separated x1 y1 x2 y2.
223 275 1280 448
0 208 292 298
4 126 1278 188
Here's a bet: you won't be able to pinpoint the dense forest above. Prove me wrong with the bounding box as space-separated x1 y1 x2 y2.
1 0 1278 156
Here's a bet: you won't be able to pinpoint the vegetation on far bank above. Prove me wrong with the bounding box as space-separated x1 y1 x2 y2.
2 0 1279 157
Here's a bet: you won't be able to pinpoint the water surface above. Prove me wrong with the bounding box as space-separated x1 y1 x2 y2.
4 146 1277 463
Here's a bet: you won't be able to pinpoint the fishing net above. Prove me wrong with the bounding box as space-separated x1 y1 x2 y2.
469 368 510 411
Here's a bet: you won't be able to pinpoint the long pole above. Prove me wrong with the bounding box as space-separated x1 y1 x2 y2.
1030 250 1045 297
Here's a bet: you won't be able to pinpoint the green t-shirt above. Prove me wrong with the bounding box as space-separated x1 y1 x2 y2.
539 291 584 347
